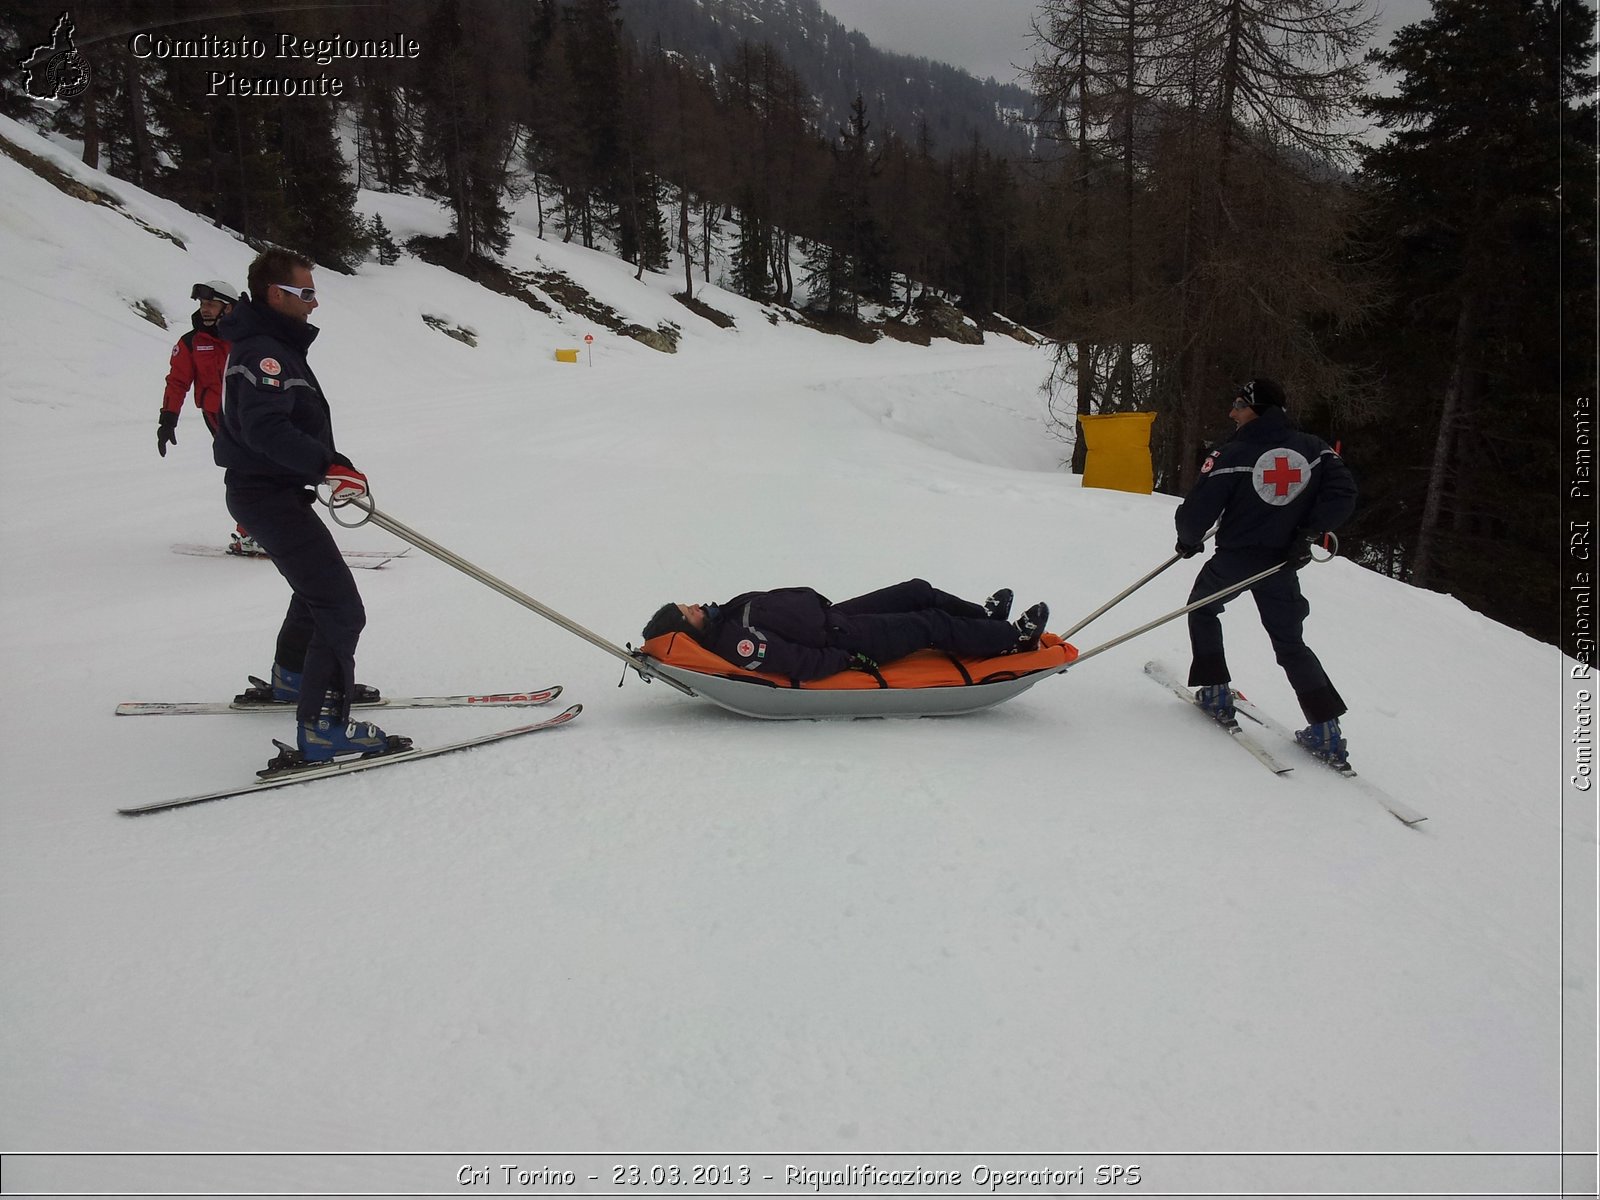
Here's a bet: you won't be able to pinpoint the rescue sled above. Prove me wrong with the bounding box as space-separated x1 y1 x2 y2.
327 497 1095 721
631 632 1078 720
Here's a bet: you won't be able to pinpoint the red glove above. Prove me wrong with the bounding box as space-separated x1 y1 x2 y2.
324 461 368 506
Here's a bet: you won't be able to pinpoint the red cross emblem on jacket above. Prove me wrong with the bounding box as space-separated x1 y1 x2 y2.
1262 456 1302 497
1252 448 1312 506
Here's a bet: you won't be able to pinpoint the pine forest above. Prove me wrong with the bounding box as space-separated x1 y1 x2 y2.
3 0 1593 654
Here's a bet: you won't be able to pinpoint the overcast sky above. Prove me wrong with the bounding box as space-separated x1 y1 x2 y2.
811 0 1436 89
812 0 1041 85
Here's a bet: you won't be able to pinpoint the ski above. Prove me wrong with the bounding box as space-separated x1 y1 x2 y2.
172 543 408 570
117 703 582 816
1143 661 1295 775
1227 692 1427 827
116 684 563 717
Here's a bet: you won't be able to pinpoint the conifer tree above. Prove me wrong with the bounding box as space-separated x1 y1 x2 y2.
355 74 418 194
1162 0 1376 485
268 97 371 269
414 0 524 262
1030 0 1377 488
732 186 773 300
558 0 628 249
835 94 891 313
800 234 852 316
1349 0 1596 642
946 138 1018 317
525 2 581 240
370 214 402 266
0 13 40 120
1030 0 1178 441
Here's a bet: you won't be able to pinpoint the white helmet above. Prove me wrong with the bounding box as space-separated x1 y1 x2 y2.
191 280 239 304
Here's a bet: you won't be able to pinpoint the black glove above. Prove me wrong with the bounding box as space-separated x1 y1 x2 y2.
156 410 178 457
1288 530 1320 570
1174 539 1204 559
847 652 878 673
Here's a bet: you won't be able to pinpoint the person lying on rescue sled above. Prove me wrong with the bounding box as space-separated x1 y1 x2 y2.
641 580 1049 683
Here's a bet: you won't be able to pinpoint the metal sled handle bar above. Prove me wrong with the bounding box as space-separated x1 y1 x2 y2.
1057 526 1220 642
1069 535 1339 667
1058 553 1181 642
1070 562 1286 668
326 492 696 696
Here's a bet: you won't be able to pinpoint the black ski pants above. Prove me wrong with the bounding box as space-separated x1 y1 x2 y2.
826 578 1016 665
1185 549 1345 723
225 480 365 725
204 410 250 537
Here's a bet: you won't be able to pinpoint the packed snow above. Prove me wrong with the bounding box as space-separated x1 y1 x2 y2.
0 114 1589 1198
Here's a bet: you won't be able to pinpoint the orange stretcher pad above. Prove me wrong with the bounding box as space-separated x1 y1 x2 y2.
638 631 1078 690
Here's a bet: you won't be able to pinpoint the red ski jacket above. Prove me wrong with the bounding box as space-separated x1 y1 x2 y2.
162 312 230 417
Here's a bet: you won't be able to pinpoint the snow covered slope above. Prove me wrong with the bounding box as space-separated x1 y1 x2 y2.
0 116 1587 1197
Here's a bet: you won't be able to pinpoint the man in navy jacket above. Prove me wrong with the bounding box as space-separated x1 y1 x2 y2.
215 249 404 765
1174 378 1357 762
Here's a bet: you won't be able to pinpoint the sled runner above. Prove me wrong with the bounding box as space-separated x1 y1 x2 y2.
631 632 1078 720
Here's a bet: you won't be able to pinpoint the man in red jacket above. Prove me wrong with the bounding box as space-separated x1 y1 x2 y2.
158 280 261 554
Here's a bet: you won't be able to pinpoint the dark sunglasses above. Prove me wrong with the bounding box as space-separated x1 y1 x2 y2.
190 284 234 302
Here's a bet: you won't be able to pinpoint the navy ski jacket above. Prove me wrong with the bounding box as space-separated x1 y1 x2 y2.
213 298 340 486
1175 407 1357 552
703 588 852 681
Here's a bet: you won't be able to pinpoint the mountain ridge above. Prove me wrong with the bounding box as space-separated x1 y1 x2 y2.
617 0 1038 157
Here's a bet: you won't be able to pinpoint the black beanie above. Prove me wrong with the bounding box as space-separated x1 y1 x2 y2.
1239 377 1286 409
642 602 697 642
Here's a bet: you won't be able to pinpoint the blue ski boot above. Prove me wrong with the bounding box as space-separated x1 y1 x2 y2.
269 662 381 706
271 662 302 702
297 693 407 764
1295 718 1349 766
1194 684 1235 723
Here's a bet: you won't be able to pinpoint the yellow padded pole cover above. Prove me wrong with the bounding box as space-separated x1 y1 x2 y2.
1078 412 1157 494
